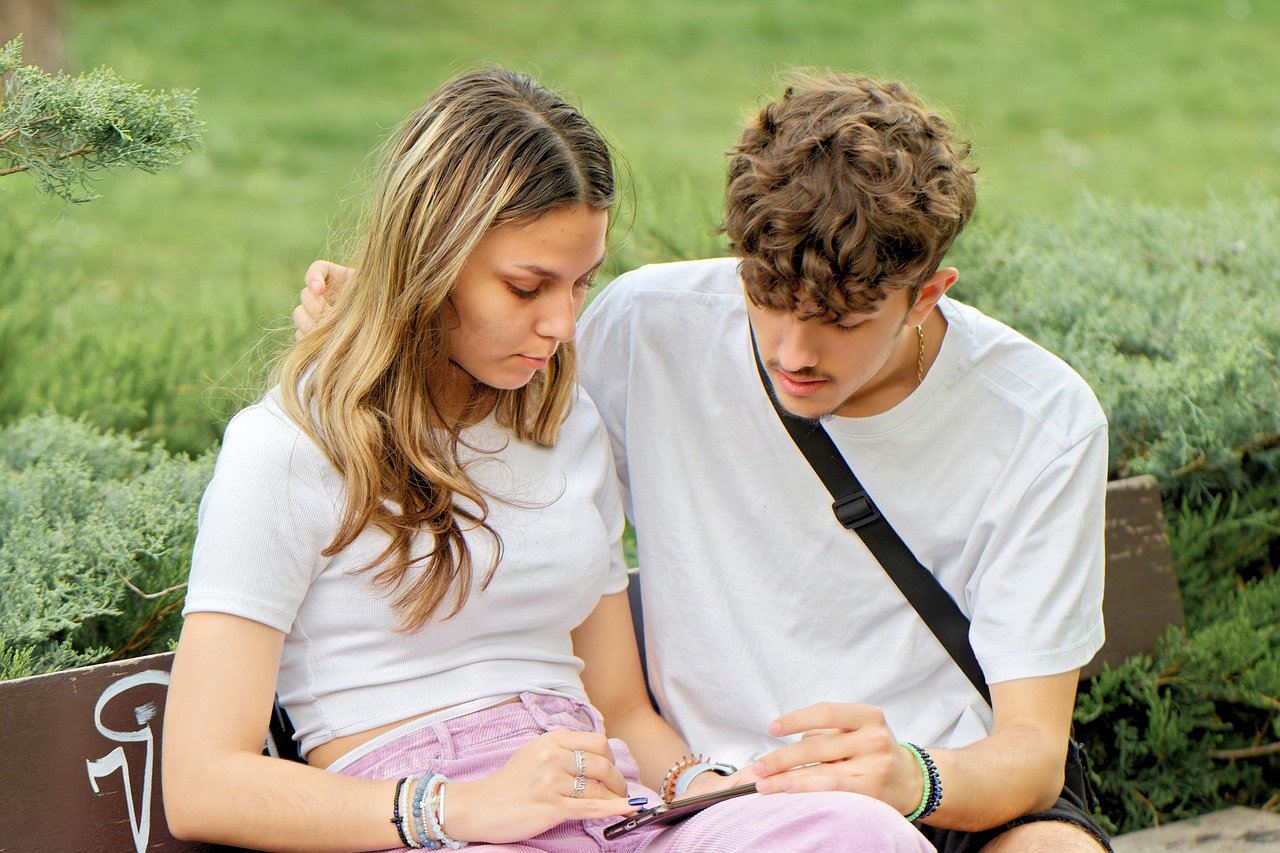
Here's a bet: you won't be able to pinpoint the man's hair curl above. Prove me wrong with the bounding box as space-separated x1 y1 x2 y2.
724 72 977 318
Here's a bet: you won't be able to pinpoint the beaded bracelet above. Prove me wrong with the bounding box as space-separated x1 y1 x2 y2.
432 780 467 849
899 742 943 822
390 776 417 849
411 774 443 850
660 754 736 803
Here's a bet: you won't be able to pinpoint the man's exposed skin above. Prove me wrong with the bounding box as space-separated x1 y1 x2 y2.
295 264 1105 852
293 73 1106 852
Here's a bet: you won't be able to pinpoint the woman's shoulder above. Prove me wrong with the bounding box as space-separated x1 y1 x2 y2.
218 390 332 484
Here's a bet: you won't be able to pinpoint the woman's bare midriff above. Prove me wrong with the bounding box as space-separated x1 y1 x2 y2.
306 696 522 770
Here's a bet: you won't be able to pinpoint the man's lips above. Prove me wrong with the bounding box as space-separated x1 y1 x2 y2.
775 370 828 397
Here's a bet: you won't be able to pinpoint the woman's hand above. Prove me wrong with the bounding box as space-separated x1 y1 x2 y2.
443 728 640 844
293 260 350 340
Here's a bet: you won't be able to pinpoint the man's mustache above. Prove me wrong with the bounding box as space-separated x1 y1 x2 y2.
766 360 831 382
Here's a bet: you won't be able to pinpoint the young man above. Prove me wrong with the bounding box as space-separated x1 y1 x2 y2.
296 73 1110 851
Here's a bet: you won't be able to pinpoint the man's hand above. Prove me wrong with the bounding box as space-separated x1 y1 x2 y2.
292 260 350 340
750 702 921 816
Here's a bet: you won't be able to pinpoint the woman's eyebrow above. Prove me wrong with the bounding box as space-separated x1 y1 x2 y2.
514 257 605 280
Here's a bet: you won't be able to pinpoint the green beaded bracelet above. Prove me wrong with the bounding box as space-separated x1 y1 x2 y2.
899 742 943 822
899 742 932 821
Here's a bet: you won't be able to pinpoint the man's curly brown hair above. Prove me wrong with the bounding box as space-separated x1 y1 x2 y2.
724 72 977 319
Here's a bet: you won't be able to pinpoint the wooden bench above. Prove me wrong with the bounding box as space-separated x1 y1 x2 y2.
0 476 1184 851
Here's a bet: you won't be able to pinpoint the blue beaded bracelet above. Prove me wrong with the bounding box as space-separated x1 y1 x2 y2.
899 742 943 822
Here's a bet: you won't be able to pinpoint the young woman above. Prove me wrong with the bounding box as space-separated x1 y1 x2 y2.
164 68 932 852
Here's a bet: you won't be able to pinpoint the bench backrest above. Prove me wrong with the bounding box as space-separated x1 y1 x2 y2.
0 476 1181 850
0 651 291 852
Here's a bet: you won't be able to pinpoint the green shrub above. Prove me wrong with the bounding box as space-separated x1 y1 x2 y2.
0 413 213 679
1075 572 1280 833
1 194 1277 834
942 193 1280 831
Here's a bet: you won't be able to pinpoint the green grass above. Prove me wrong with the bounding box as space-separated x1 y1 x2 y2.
3 0 1279 449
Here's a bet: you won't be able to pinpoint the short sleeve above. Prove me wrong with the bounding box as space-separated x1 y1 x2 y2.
967 424 1109 684
183 403 339 633
567 386 631 594
577 277 637 517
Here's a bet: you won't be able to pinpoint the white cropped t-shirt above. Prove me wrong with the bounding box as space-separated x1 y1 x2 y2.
183 388 628 756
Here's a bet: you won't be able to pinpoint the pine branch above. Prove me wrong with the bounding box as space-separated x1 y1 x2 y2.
1208 741 1280 760
0 36 203 202
1174 432 1280 478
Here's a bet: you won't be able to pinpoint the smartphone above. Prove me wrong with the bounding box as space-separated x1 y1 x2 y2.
603 782 759 840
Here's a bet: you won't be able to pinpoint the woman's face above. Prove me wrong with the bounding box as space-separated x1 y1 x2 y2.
448 205 608 391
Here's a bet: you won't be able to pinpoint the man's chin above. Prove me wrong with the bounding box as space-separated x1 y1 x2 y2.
775 392 838 423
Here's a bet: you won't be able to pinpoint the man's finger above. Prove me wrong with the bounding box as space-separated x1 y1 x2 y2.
300 284 329 320
753 730 858 777
769 701 883 738
801 727 842 739
292 304 312 339
755 765 865 796
304 260 333 294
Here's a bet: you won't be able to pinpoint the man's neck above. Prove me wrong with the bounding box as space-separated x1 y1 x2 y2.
834 309 947 419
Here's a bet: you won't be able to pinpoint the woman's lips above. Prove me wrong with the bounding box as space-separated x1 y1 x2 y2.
519 354 550 369
776 370 828 397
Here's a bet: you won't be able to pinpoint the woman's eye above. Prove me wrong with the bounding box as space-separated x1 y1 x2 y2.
507 283 539 300
574 277 598 292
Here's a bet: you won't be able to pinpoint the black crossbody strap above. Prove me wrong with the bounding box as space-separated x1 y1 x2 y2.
751 328 992 706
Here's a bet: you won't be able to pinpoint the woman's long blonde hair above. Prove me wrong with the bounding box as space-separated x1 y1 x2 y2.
277 69 615 630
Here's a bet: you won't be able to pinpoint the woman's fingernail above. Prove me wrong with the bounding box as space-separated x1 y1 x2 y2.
628 796 649 807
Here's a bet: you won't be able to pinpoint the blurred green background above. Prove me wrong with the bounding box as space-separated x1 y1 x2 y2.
4 4 1279 829
4 0 1280 453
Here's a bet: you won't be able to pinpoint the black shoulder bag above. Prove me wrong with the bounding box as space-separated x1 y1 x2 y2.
749 330 1099 815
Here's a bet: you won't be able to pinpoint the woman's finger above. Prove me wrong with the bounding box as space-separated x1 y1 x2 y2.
558 795 640 821
548 729 615 761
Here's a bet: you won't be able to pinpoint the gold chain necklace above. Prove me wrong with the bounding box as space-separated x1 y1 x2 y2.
916 323 926 386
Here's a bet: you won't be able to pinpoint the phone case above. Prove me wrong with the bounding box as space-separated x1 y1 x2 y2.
602 783 759 840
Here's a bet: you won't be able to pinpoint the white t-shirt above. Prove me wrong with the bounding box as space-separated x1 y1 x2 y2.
183 387 628 756
577 257 1107 766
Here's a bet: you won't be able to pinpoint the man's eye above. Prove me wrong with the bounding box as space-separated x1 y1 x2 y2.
836 321 864 332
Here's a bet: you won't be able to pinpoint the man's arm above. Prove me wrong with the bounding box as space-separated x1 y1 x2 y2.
751 670 1078 830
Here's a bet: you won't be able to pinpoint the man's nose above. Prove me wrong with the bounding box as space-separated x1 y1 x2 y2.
775 319 820 372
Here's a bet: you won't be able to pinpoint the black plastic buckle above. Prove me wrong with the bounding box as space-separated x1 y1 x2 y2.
832 491 881 529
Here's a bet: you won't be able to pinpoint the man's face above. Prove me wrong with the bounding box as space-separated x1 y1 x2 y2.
745 286 919 420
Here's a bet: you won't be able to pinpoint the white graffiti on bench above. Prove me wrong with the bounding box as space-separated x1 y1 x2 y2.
85 669 170 853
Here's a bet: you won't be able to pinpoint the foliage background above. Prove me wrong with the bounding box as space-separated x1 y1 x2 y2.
1 0 1278 836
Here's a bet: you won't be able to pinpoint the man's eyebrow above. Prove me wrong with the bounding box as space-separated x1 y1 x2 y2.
514 257 605 280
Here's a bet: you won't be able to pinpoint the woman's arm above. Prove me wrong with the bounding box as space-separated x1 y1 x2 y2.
572 590 693 792
162 612 401 852
164 613 639 850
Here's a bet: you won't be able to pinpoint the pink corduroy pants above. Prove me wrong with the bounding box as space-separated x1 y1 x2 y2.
332 692 934 852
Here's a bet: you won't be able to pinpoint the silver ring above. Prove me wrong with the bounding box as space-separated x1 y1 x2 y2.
572 749 587 798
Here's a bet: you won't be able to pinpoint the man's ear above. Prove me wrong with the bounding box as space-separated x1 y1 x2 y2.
909 267 958 325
